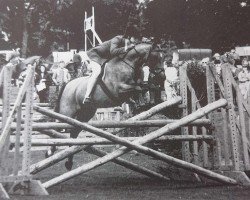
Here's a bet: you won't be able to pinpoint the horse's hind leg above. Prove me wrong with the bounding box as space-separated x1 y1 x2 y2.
65 105 97 170
64 127 81 170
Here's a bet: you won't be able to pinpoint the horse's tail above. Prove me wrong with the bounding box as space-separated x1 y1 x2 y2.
54 83 67 113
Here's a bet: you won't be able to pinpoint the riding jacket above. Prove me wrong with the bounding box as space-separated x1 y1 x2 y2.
87 35 127 66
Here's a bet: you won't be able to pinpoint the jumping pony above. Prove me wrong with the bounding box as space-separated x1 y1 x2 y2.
54 43 165 170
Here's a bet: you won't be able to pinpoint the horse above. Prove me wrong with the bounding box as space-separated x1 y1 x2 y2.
52 43 165 170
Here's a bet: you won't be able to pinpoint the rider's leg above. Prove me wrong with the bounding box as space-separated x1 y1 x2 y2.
83 61 101 103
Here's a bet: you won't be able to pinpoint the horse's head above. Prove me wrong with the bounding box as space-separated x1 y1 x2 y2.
132 43 166 83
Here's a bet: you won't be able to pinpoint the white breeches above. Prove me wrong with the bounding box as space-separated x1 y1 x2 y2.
84 60 101 99
87 60 101 77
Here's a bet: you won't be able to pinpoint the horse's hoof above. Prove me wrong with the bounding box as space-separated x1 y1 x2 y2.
65 161 73 171
45 149 53 158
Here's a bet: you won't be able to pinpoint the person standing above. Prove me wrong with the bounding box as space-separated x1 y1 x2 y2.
163 57 179 101
238 59 250 100
35 65 52 103
52 61 71 91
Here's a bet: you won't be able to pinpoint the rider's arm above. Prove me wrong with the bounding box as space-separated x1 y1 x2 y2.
110 36 127 56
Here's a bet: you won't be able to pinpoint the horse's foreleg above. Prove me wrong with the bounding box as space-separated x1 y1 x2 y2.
65 127 81 171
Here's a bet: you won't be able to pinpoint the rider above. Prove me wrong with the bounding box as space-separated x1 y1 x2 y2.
82 24 141 104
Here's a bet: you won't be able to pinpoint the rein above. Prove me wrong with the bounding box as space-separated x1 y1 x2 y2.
119 45 152 71
119 45 165 81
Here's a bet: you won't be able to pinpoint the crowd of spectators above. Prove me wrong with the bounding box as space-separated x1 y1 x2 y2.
212 49 250 100
6 42 250 105
8 51 74 103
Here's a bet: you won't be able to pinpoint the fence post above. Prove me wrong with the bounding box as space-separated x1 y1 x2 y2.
0 66 12 176
0 66 12 199
179 63 191 162
206 65 222 169
221 64 240 171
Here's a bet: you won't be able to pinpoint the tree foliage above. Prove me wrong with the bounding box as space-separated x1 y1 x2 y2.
0 0 250 56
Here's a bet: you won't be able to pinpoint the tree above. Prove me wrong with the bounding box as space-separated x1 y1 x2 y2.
144 0 250 52
0 0 74 57
1 0 250 56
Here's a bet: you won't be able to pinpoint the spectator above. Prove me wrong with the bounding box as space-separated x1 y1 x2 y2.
213 53 222 77
17 64 29 87
72 54 88 78
200 57 210 67
17 62 39 100
221 52 238 77
238 59 250 100
230 48 241 66
164 56 179 101
35 65 52 103
52 61 71 91
213 53 221 64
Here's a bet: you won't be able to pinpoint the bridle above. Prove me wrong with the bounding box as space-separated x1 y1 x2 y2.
119 44 166 82
119 44 153 71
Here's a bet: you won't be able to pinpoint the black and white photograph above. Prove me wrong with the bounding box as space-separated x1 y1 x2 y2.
0 0 250 199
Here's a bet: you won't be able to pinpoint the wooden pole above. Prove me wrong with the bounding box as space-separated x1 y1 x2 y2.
30 143 170 181
40 129 68 139
222 65 240 170
9 118 211 130
30 146 87 174
35 99 237 188
13 106 22 175
29 98 182 174
179 63 191 162
125 97 182 121
12 135 214 146
0 65 12 181
206 64 221 169
21 69 34 176
0 66 35 153
84 11 87 51
0 103 50 107
85 146 169 181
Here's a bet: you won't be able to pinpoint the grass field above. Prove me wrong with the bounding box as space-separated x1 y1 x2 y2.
7 149 250 200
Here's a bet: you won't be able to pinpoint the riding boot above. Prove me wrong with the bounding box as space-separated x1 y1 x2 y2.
83 77 98 104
